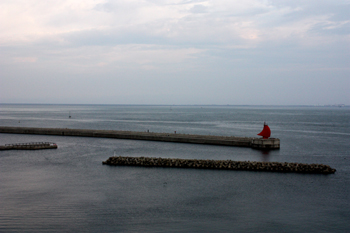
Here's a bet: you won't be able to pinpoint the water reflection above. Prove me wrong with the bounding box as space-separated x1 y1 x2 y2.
260 149 271 162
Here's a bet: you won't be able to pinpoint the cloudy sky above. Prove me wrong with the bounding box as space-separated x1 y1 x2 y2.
0 0 349 105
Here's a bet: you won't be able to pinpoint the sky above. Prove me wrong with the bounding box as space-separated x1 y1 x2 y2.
0 0 349 105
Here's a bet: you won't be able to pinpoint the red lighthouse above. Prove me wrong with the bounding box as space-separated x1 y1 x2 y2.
257 122 271 139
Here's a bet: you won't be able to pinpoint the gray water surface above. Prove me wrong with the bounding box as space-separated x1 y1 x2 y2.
1 105 349 232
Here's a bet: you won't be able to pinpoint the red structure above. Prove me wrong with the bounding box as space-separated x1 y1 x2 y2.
257 122 271 139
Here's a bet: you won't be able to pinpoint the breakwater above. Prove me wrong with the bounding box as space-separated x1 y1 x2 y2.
102 156 336 174
0 126 280 149
0 142 57 150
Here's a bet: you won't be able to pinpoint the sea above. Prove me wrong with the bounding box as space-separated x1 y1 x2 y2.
0 104 349 232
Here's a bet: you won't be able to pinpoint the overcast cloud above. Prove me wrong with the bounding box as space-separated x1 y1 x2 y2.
0 0 349 105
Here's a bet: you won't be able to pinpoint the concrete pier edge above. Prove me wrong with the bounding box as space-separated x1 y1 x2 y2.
0 126 280 149
103 156 336 174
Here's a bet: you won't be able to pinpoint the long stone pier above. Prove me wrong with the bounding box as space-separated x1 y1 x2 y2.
0 126 280 149
103 156 336 174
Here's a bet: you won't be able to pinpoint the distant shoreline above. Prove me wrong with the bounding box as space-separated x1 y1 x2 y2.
0 103 349 107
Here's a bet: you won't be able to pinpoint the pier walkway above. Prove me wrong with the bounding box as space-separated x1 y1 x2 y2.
0 126 280 149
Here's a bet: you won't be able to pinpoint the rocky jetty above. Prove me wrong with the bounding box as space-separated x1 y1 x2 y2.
102 156 336 174
0 142 57 150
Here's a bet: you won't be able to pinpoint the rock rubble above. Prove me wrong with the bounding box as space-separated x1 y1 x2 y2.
102 156 336 174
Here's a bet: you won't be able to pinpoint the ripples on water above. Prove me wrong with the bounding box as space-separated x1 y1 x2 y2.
0 105 349 232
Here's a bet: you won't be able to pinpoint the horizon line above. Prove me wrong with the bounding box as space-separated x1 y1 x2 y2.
0 103 349 107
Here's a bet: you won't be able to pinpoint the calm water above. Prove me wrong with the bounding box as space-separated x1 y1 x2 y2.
0 104 349 232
